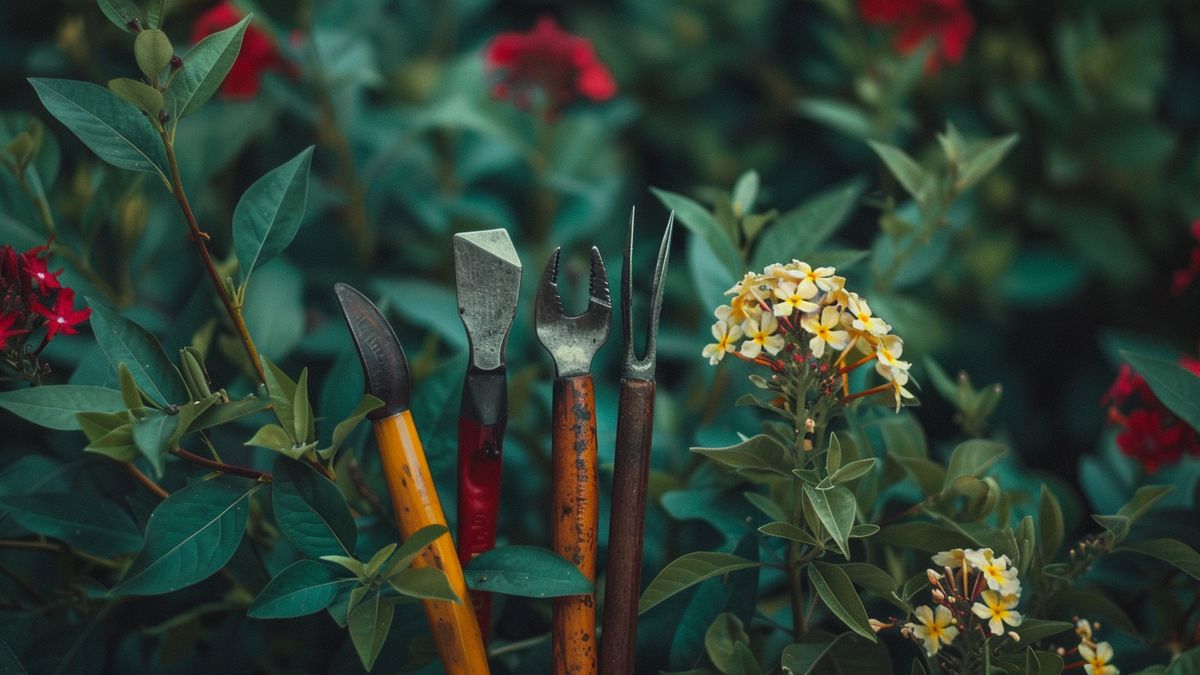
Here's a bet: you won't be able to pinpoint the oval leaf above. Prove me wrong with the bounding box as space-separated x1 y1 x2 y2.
168 16 251 118
116 475 258 596
248 559 354 619
465 545 592 598
0 385 125 431
272 457 356 558
807 561 876 642
0 493 142 557
639 551 760 615
28 78 167 179
1118 538 1200 581
233 146 314 285
804 484 857 558
387 567 459 603
87 299 190 406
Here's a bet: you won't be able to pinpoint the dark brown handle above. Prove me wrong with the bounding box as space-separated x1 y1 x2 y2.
599 378 655 675
552 374 599 675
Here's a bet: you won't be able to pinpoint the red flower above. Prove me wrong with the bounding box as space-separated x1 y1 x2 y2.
1102 364 1153 407
191 1 283 100
858 0 975 72
22 246 62 294
484 16 617 116
31 288 91 340
1115 408 1197 474
0 311 26 350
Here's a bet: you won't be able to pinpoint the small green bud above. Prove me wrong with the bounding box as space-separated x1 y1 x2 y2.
134 29 174 79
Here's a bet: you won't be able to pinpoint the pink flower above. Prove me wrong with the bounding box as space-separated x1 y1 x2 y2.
484 16 616 117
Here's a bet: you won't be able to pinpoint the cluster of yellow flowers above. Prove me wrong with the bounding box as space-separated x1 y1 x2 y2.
1073 618 1120 675
701 260 914 410
906 547 1024 655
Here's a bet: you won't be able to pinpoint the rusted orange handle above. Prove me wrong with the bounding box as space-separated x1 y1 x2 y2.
372 410 490 675
551 374 599 675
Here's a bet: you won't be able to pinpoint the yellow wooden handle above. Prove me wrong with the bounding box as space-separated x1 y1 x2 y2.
372 411 490 675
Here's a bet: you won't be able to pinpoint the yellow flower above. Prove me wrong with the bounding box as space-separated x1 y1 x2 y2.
1079 641 1118 675
726 271 772 304
773 280 819 317
971 590 1022 635
846 293 891 337
931 549 966 569
965 548 1021 596
740 314 784 359
911 605 958 655
874 335 910 379
786 261 838 293
800 306 849 358
1075 618 1093 642
702 320 744 365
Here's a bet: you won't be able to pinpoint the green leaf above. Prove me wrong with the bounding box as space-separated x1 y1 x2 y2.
364 544 398 578
96 0 142 32
262 358 298 436
246 423 298 455
820 458 877 488
692 435 792 483
807 561 876 642
0 639 24 675
0 493 142 557
804 484 857 558
320 555 366 579
1123 351 1200 433
107 78 164 117
750 177 865 270
651 187 741 278
87 300 190 406
705 612 750 675
146 0 167 28
1048 588 1136 635
1012 618 1074 644
118 363 142 409
0 385 125 430
329 394 384 455
272 457 356 558
731 171 760 217
1093 485 1172 543
941 439 1006 493
744 491 786 523
291 367 313 443
954 132 1019 192
132 409 174 477
248 560 355 619
134 29 174 79
837 562 897 595
385 524 448 575
758 521 821 547
190 395 270 433
875 522 976 552
28 79 167 180
639 552 760 615
348 591 394 671
233 147 314 285
1038 485 1064 561
868 140 929 206
387 567 459 603
1118 539 1200 581
167 16 251 118
464 545 592 598
116 475 259 596
780 634 854 675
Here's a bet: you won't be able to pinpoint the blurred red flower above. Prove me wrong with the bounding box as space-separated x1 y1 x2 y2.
1104 358 1200 473
0 311 26 350
484 16 616 117
191 1 283 100
858 0 975 72
1170 219 1200 295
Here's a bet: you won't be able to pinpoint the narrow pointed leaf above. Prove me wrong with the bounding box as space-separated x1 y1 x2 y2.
132 409 174 477
1118 538 1200 581
233 147 314 285
0 385 125 431
272 457 356 557
807 561 876 642
87 300 190 406
387 567 459 603
167 17 250 117
639 552 760 615
804 484 856 558
0 493 142 557
348 591 394 671
386 524 449 575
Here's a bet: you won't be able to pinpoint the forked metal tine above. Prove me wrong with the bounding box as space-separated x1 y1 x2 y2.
535 246 612 378
621 209 675 380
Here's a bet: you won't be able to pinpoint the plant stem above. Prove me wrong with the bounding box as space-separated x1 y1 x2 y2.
488 632 551 658
123 462 170 499
170 447 272 482
159 131 266 384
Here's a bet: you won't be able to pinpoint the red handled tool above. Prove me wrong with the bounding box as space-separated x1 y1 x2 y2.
599 208 673 675
452 229 522 640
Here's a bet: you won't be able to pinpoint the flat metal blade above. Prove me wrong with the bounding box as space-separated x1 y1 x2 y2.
453 229 522 371
333 283 410 418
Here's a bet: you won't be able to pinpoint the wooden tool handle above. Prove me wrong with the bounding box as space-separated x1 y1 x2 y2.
551 374 599 675
373 411 490 675
599 378 656 675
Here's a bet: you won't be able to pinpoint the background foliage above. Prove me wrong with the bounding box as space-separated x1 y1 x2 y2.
1 0 1199 673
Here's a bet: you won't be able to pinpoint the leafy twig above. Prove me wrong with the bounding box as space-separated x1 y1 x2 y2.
170 447 272 482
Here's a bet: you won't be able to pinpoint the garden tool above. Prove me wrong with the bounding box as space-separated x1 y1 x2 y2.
452 229 522 639
599 209 674 675
534 246 612 675
333 283 490 675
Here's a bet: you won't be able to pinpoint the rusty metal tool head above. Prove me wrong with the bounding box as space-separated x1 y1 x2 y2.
333 282 491 675
454 230 522 375
599 208 674 675
621 207 674 381
534 246 612 378
452 229 521 641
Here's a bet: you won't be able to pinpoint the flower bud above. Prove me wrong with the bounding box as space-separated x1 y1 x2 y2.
868 619 892 633
927 568 944 584
1007 631 1020 642
931 589 946 603
171 55 183 70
